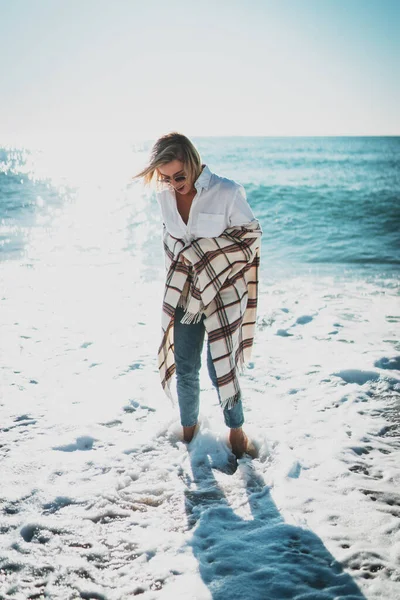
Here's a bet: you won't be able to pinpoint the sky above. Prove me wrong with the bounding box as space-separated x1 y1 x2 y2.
0 0 399 145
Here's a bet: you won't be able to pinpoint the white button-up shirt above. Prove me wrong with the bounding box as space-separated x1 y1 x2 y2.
156 164 256 243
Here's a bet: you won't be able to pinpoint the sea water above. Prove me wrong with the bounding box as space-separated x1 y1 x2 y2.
2 136 399 273
0 136 399 599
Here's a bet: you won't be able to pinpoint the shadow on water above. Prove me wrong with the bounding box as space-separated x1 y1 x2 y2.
184 450 366 600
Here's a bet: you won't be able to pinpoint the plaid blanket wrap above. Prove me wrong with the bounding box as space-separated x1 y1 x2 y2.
158 219 262 410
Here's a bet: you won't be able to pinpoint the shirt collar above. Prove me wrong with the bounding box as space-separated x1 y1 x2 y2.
194 164 212 191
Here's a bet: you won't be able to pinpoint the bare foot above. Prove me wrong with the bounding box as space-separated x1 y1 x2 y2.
229 427 248 458
229 428 258 459
183 424 197 443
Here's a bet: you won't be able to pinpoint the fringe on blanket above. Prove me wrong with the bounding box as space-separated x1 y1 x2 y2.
179 310 204 325
177 293 204 324
165 384 173 401
220 392 241 410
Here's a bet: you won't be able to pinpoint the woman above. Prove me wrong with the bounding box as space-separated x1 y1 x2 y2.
133 132 261 458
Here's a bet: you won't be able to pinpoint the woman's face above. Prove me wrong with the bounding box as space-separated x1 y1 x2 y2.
157 160 193 194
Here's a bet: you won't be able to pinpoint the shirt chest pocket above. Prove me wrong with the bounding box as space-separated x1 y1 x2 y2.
196 212 225 238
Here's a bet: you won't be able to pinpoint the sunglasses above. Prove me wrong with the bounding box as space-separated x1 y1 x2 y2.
157 173 187 186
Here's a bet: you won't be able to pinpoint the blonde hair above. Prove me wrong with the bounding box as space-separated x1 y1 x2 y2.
132 131 203 191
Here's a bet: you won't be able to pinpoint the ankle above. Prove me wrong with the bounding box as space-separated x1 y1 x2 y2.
229 428 248 458
229 427 245 440
183 424 197 443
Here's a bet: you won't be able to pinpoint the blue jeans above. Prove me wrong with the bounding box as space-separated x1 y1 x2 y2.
173 305 244 429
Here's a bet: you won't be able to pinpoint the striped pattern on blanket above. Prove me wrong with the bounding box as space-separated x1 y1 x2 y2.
158 219 262 409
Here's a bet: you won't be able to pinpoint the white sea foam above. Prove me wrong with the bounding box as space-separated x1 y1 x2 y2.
0 155 399 599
